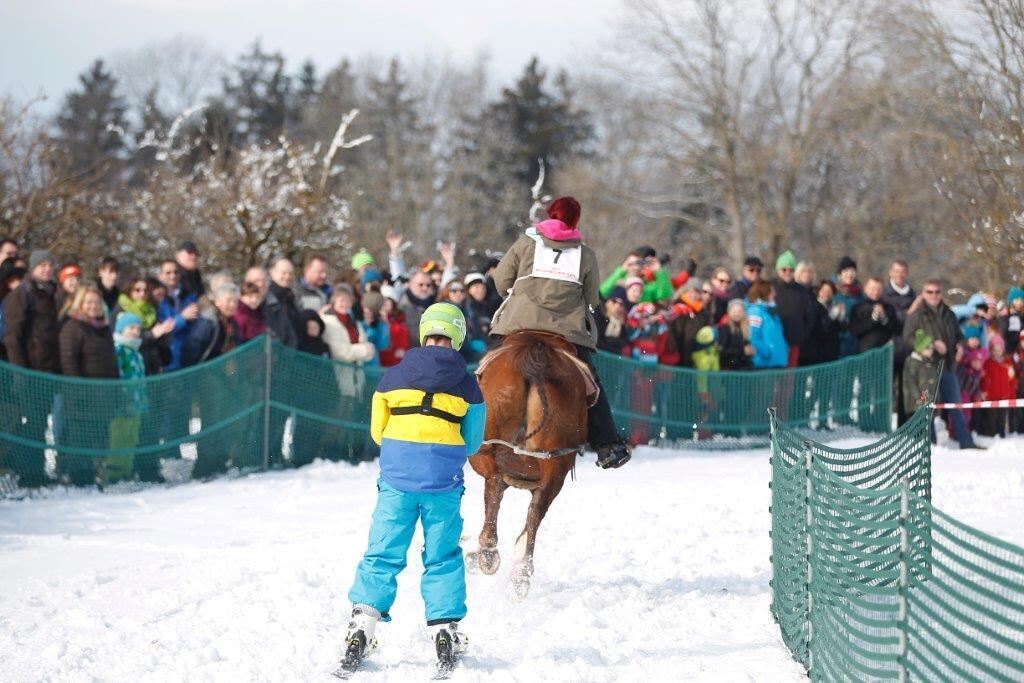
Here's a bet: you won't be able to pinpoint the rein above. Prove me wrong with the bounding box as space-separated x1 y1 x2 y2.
480 438 583 460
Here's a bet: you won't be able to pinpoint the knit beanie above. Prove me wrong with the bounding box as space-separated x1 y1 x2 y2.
775 250 798 271
59 263 82 284
360 267 383 288
547 196 581 228
1008 286 1024 304
29 250 54 271
115 312 142 334
836 256 857 274
989 333 1006 350
912 329 933 355
351 250 375 270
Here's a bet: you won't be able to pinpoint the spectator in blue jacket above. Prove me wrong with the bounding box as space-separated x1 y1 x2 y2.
745 280 789 369
156 259 199 371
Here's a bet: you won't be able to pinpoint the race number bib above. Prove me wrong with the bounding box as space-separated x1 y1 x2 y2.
531 240 582 283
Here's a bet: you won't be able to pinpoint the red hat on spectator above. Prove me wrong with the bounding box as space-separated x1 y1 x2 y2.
547 196 581 228
58 263 82 284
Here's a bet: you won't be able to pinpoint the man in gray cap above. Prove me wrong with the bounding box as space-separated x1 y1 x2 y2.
2 249 60 486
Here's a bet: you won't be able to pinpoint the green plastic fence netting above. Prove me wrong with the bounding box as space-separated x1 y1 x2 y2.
1 335 893 493
598 344 893 449
771 408 1024 680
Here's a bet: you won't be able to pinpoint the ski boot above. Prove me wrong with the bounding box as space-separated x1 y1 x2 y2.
333 605 379 678
595 440 631 469
432 621 468 679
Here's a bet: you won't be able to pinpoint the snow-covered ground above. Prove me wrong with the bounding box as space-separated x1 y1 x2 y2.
1 436 1021 682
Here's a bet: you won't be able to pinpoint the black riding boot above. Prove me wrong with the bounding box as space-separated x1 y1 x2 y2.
574 345 631 469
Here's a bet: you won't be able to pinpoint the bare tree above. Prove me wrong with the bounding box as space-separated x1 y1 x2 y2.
111 35 224 116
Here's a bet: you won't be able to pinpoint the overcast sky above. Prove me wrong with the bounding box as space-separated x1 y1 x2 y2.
0 0 623 107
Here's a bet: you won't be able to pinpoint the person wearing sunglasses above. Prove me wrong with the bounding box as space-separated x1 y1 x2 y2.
903 278 983 449
728 256 764 301
771 250 815 368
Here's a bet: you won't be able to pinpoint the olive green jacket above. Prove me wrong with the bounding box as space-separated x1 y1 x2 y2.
489 230 601 349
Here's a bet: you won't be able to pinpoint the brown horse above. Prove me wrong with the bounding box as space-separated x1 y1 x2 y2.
467 330 589 599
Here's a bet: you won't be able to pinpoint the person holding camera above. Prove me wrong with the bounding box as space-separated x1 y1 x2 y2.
598 247 674 304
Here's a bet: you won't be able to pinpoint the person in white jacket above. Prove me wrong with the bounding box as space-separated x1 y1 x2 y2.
322 286 375 363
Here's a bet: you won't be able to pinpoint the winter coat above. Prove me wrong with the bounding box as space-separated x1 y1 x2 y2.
671 305 712 368
999 310 1024 356
371 346 486 493
296 310 331 358
157 289 199 371
849 298 899 353
59 316 117 378
380 312 411 368
882 281 916 365
981 356 1017 401
718 322 752 371
233 300 267 342
599 266 673 303
903 301 962 369
181 311 238 367
490 226 601 350
97 282 120 313
179 267 205 301
746 301 788 369
773 278 815 348
113 294 167 376
399 290 433 349
322 312 375 364
596 309 630 356
462 297 493 359
265 285 299 348
902 352 939 415
2 279 61 373
293 278 331 313
833 281 864 357
362 318 391 366
801 300 843 366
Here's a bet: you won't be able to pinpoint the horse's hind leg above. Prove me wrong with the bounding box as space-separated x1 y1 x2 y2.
468 474 507 575
509 476 565 600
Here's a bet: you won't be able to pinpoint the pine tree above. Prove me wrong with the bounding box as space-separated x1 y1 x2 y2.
55 59 129 179
291 59 319 126
222 41 292 145
488 57 594 188
297 58 360 146
131 86 170 180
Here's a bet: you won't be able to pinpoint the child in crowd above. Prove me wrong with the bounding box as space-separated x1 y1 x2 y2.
109 313 147 483
718 299 753 370
341 303 485 675
903 330 939 417
979 334 1018 437
958 347 988 431
296 310 330 358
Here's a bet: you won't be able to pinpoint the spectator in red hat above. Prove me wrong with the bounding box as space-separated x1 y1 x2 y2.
57 262 83 321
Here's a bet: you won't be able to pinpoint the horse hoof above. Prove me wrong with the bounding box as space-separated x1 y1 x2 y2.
508 562 533 602
508 573 531 602
467 549 501 575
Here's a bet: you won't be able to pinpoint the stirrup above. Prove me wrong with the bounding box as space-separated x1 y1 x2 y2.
595 442 631 469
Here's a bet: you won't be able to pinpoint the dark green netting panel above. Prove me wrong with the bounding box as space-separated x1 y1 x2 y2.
771 408 1024 680
597 344 893 449
267 342 385 467
0 337 267 491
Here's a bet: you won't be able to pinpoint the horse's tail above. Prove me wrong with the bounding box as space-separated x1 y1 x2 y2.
516 340 553 442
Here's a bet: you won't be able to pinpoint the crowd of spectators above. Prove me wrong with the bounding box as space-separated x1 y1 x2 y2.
1 233 1021 455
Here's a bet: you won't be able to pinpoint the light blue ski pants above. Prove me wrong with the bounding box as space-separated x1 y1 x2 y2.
348 479 466 624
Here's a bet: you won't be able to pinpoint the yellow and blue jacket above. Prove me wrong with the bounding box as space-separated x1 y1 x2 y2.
371 346 486 493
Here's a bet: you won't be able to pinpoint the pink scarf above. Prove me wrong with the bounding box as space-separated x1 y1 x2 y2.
535 218 583 242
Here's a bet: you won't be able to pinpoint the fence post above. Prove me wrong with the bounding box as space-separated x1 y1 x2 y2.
897 479 910 682
262 334 272 471
803 440 815 674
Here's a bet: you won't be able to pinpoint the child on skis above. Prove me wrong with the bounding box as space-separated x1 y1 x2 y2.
340 302 486 676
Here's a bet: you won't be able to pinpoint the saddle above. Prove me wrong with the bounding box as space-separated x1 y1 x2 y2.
475 336 600 408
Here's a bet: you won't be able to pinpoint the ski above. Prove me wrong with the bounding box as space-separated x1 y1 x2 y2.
431 627 462 680
332 631 369 679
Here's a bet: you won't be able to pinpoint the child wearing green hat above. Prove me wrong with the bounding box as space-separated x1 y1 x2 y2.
902 329 939 417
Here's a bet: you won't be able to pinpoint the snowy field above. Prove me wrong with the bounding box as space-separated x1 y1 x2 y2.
1 435 1022 682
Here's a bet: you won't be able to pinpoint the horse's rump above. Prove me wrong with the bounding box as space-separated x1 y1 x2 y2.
480 331 587 450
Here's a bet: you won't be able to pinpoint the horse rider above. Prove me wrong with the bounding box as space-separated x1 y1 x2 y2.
489 196 632 469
